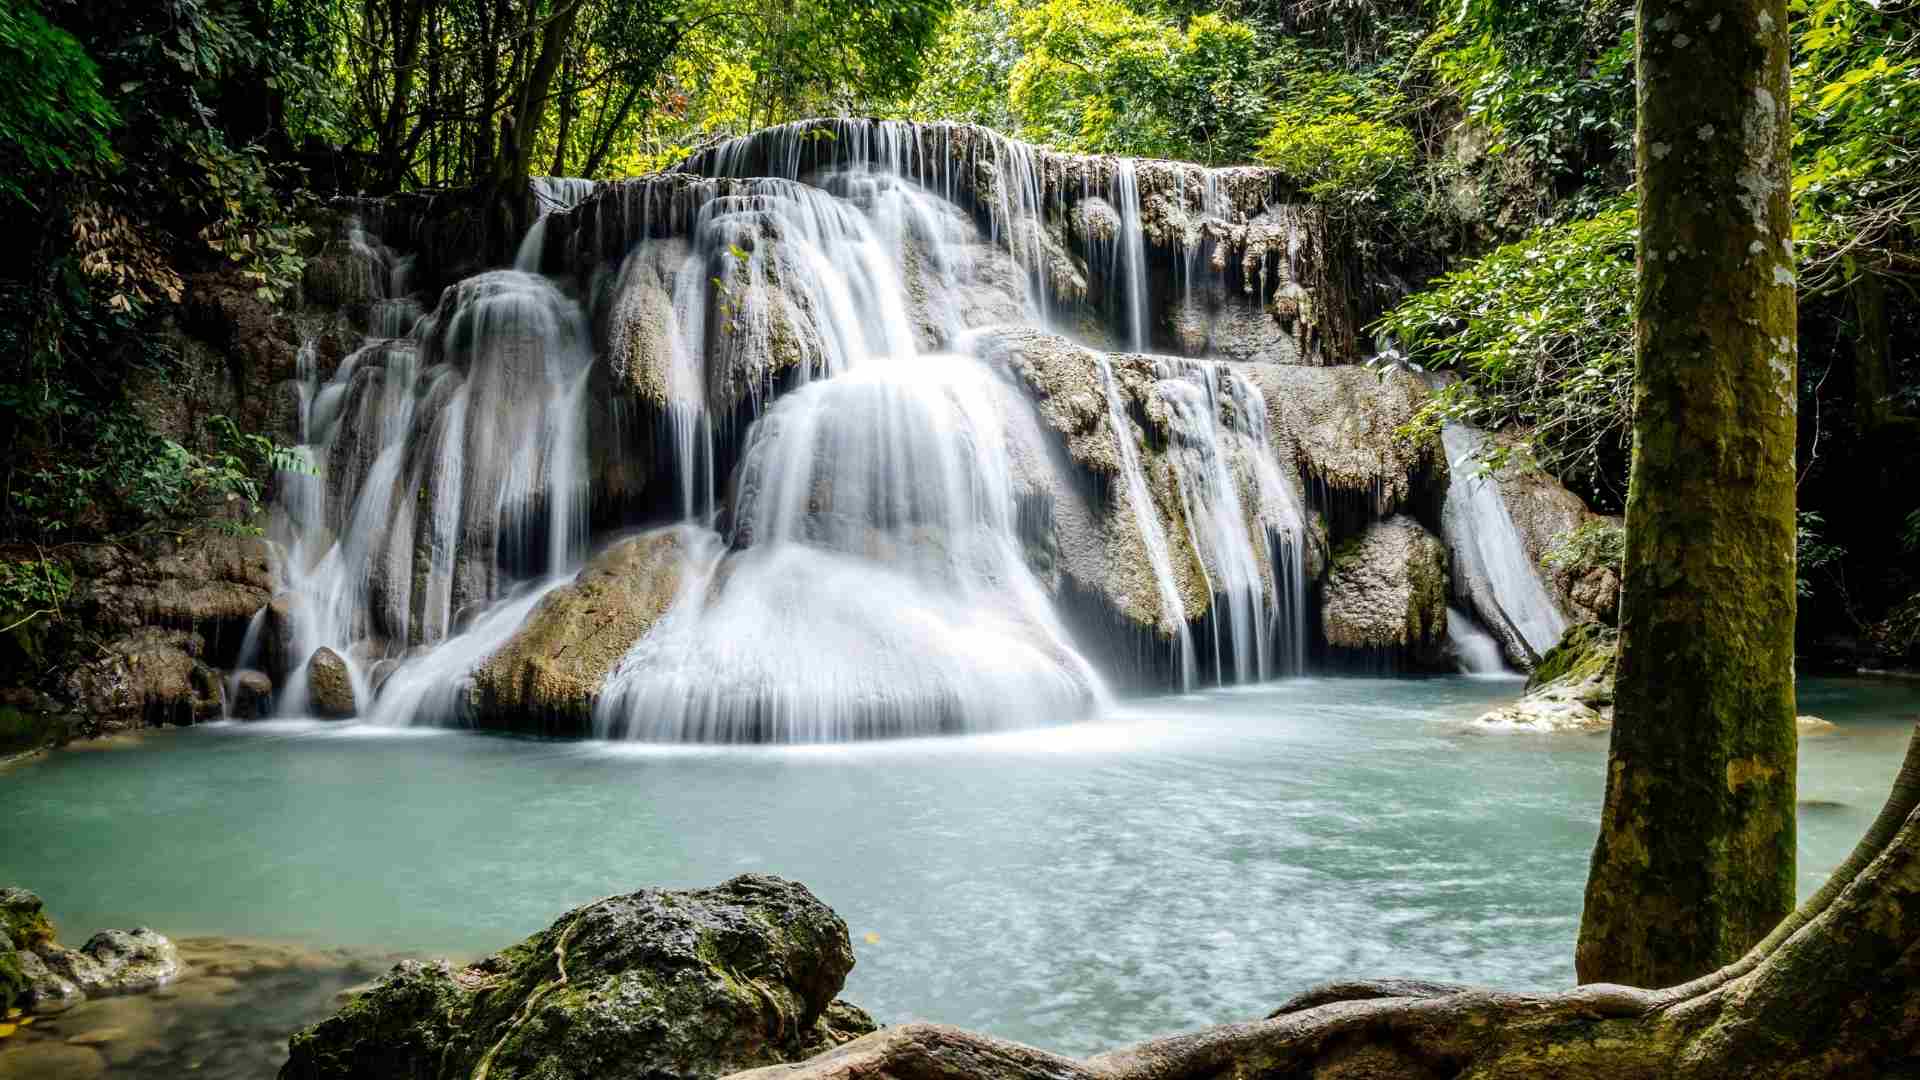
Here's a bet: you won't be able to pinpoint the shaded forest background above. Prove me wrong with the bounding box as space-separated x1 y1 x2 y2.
1 0 1915 665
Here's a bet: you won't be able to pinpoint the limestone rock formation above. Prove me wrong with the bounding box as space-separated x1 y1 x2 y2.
280 874 875 1080
1247 365 1438 519
230 669 274 718
469 528 703 734
3 888 180 1014
307 647 357 719
60 628 225 730
1472 622 1617 733
65 533 275 666
1320 516 1450 665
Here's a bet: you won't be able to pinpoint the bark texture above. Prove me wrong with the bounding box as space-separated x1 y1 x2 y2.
1577 0 1801 987
719 728 1920 1080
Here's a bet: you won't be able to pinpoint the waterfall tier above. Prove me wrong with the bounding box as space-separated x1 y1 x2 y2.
263 119 1584 741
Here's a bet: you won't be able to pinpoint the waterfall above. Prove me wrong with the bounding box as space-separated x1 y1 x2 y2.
1438 425 1569 665
270 262 594 722
1153 360 1309 682
1095 357 1196 690
264 118 1429 740
515 177 597 271
1446 607 1512 676
594 357 1107 742
1113 159 1150 351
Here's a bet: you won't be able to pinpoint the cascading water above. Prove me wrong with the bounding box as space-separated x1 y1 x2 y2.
250 118 1568 742
1446 606 1512 676
1152 360 1309 682
270 266 593 723
1438 425 1569 665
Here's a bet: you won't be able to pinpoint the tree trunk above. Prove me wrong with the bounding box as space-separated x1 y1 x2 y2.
723 728 1920 1080
1852 269 1891 437
1575 0 1800 988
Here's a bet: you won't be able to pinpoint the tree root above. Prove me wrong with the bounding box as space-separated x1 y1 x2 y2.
728 723 1920 1080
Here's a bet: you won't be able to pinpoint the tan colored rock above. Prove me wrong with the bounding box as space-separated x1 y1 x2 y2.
468 527 704 732
306 647 356 719
1320 516 1450 663
1797 714 1837 736
1247 365 1438 516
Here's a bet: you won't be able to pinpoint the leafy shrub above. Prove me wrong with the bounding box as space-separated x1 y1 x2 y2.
1543 519 1624 576
0 556 73 633
1375 204 1635 504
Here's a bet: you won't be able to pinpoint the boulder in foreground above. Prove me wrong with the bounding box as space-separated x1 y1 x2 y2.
281 874 876 1080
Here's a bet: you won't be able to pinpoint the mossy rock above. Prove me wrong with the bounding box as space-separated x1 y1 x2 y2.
1527 621 1618 694
1 888 57 953
281 874 875 1080
0 705 67 758
468 527 703 735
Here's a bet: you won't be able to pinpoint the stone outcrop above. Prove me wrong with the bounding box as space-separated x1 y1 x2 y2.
307 647 357 719
281 874 875 1080
1320 516 1450 666
1472 621 1617 732
1247 364 1439 520
60 628 225 730
2 888 180 1015
973 329 1215 660
65 533 275 667
469 528 704 734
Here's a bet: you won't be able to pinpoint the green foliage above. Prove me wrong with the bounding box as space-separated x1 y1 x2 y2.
1543 519 1625 576
1797 511 1850 600
0 0 117 205
1256 72 1414 207
1376 205 1635 503
1426 0 1635 210
904 1 1021 128
1007 1 1270 162
0 556 74 631
1789 0 1920 294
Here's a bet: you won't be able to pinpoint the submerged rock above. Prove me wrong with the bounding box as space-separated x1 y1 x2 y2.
1797 714 1837 736
37 928 181 996
1320 516 1450 666
469 528 703 734
2 888 180 1014
307 647 357 719
281 874 874 1080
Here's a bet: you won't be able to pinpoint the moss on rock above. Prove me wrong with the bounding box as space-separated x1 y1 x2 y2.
468 527 702 735
281 874 874 1080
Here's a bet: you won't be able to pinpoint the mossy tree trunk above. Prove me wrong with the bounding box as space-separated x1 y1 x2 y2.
1575 0 1800 988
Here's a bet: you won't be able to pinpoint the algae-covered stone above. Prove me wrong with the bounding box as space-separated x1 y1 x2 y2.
468 527 702 734
1473 623 1617 733
281 874 873 1080
1319 516 1450 665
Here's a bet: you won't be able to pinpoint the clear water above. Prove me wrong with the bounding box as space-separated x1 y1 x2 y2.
2 676 1914 1071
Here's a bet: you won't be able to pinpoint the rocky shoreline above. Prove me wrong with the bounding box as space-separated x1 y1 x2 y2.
1 876 877 1080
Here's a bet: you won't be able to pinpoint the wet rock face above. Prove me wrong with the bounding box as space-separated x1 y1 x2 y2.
2 888 180 1014
281 874 874 1080
37 929 181 997
468 528 702 734
66 534 275 668
306 647 357 719
1320 516 1450 666
60 629 225 731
